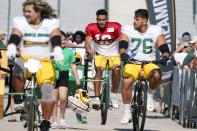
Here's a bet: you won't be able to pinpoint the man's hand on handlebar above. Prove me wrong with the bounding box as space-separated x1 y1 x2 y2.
120 53 130 61
7 44 17 59
86 49 95 59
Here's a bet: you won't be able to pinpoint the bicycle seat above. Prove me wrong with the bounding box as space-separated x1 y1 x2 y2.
24 59 42 73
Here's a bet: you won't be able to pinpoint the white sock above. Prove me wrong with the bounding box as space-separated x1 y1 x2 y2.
111 92 117 98
95 97 100 101
124 104 130 112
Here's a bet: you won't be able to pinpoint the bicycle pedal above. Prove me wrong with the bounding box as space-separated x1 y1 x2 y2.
15 109 25 113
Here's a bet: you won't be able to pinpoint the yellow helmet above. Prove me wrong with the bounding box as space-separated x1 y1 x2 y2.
75 52 82 65
68 89 90 113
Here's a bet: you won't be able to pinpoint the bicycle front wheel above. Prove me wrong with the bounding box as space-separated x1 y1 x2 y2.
26 96 36 131
132 81 148 131
100 82 110 125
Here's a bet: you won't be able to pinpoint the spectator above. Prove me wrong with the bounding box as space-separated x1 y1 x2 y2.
173 32 191 66
0 31 6 48
61 31 73 43
72 31 86 46
72 31 86 65
70 30 88 124
178 32 191 43
173 43 190 66
51 30 81 129
182 37 197 69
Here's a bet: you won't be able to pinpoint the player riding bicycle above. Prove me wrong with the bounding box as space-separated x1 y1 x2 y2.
119 9 170 124
6 0 64 131
85 9 122 109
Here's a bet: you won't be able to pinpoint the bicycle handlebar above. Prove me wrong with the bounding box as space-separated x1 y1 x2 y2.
124 58 166 66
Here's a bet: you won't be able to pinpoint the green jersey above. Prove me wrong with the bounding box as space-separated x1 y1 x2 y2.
54 47 75 79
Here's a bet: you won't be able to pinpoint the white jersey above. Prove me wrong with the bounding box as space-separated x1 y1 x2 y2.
121 24 163 61
12 16 60 59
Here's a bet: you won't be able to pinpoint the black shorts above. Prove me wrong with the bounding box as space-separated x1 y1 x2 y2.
54 70 69 89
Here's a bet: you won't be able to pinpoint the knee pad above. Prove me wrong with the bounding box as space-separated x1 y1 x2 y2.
150 69 161 76
149 69 161 78
41 83 55 102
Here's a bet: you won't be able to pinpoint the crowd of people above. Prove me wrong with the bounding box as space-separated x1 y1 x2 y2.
0 0 196 131
173 32 197 69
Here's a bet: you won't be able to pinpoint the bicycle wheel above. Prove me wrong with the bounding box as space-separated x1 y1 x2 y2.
100 82 110 125
132 81 148 131
26 96 36 131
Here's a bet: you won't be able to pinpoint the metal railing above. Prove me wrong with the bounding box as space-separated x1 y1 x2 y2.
171 66 197 128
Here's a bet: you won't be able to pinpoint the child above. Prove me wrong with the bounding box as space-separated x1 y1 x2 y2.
51 30 80 129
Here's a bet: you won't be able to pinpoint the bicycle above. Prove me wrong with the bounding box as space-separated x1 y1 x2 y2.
3 58 42 131
23 58 42 131
123 58 162 131
83 55 111 125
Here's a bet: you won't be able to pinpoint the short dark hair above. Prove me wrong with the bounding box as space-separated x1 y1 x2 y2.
60 30 67 38
73 31 86 42
135 9 149 20
96 9 108 17
182 32 190 38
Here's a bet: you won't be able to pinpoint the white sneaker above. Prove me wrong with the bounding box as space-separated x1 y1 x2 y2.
120 110 132 124
38 104 42 116
59 119 67 129
92 97 100 109
147 93 155 112
51 122 59 129
14 102 25 112
111 93 119 109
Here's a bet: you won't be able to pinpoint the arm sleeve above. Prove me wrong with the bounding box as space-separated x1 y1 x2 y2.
12 17 24 34
182 52 194 65
48 18 60 33
69 50 76 64
115 22 121 38
154 25 163 38
85 24 94 37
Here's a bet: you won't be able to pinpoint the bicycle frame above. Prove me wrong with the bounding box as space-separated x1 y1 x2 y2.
100 59 110 102
3 58 27 118
83 57 111 125
3 58 41 131
24 73 41 131
132 74 148 131
24 59 42 131
100 59 110 125
129 60 152 131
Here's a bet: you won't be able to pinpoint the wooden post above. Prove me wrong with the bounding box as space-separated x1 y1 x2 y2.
0 79 5 119
0 95 3 119
0 50 7 119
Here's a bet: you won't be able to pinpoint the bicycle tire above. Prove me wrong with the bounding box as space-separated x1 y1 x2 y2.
26 96 36 131
101 82 110 125
132 81 148 131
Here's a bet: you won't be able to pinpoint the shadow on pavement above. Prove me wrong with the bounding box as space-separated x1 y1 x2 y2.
146 114 169 119
67 127 88 130
114 128 159 131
